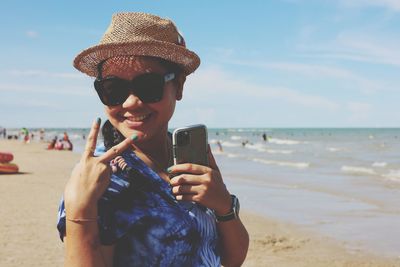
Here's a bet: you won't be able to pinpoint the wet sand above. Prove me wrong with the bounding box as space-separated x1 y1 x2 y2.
0 140 399 266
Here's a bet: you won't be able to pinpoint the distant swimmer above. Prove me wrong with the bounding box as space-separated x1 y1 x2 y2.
217 141 223 152
242 140 249 147
262 132 268 142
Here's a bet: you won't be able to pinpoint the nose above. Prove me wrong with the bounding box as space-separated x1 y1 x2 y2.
122 93 143 108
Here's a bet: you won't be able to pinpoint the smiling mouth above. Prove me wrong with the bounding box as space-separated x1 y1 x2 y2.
123 113 151 122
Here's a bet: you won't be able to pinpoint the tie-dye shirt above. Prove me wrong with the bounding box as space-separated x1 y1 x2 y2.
57 145 220 266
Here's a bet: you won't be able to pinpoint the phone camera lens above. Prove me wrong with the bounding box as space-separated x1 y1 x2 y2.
177 131 190 146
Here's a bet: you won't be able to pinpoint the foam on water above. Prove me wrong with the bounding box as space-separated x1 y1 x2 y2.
372 162 387 168
268 138 305 145
265 149 293 154
220 141 241 147
230 135 242 140
327 147 343 152
341 165 377 176
253 158 310 169
383 169 400 182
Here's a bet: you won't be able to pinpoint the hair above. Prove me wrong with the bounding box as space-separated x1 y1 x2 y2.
100 56 182 150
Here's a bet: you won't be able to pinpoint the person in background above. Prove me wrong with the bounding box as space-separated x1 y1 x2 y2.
57 12 248 267
21 127 30 144
61 131 73 151
63 139 73 151
262 132 268 142
40 128 45 141
54 139 64 150
217 140 223 152
63 132 69 141
0 127 6 139
47 137 57 150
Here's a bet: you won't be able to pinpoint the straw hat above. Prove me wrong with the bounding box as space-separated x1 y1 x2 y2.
73 12 200 77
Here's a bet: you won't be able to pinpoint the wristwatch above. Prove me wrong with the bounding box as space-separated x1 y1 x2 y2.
215 194 240 222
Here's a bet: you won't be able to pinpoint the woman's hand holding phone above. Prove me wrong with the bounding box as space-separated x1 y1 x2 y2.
63 118 138 219
168 145 232 215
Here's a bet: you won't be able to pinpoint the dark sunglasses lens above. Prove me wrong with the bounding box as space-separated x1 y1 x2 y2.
99 78 130 106
134 73 165 103
95 73 167 105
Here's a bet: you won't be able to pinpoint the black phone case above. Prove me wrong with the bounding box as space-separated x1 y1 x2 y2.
173 125 209 166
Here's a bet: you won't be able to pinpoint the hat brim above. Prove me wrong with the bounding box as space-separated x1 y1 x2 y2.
73 40 200 77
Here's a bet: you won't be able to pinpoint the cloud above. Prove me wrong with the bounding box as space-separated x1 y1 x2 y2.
226 59 387 94
7 70 85 79
0 83 93 96
187 66 340 110
26 30 39 38
0 97 61 109
340 0 400 11
298 32 400 67
346 101 373 123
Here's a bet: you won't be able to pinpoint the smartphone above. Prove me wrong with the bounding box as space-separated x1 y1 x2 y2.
172 124 209 166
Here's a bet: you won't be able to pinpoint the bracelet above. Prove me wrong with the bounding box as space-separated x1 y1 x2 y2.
66 217 97 223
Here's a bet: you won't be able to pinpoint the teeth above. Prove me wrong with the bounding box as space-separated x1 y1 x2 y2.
126 114 149 121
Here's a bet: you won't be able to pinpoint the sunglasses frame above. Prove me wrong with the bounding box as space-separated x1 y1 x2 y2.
94 61 175 106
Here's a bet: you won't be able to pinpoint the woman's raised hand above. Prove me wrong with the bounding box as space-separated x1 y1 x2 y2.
64 118 138 218
168 145 232 215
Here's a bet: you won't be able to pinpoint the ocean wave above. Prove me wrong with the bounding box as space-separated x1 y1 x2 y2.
246 143 267 152
341 165 377 175
327 147 343 152
372 162 387 168
268 138 306 145
221 141 241 147
383 170 400 182
265 149 293 154
230 135 242 140
252 158 310 169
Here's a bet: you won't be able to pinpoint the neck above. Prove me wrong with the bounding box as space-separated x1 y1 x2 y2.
135 127 172 170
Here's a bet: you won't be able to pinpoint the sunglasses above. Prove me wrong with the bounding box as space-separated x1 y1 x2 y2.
94 72 175 106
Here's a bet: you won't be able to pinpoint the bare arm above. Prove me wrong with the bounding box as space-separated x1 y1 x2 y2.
64 229 114 267
215 210 249 266
62 118 138 267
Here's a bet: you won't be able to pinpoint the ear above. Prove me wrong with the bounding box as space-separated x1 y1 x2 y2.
175 74 186 101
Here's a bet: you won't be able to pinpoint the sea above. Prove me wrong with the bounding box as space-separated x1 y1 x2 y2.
5 127 400 258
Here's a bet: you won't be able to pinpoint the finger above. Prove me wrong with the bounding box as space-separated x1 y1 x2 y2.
111 165 118 173
175 194 196 201
168 163 210 176
98 133 139 163
83 118 101 159
170 174 204 186
171 184 201 195
207 144 220 171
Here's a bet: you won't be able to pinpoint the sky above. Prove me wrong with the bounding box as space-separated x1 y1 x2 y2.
1 0 400 128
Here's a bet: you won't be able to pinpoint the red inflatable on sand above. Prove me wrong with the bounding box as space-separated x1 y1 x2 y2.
0 163 19 174
0 152 14 163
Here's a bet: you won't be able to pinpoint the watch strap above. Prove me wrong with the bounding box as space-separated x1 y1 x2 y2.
215 195 239 222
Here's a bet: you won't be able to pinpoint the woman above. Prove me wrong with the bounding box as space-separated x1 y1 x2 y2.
57 12 249 266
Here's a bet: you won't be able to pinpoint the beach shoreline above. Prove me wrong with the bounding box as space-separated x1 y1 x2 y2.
0 139 399 266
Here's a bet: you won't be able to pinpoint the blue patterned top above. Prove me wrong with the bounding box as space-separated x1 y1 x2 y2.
57 145 220 266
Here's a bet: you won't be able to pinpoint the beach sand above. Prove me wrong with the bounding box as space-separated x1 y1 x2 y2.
1 140 399 267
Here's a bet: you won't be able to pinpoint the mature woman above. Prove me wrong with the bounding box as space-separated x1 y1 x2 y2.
57 12 249 266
